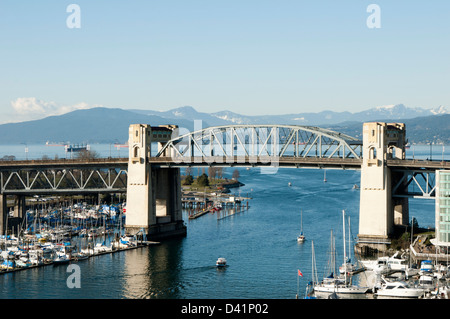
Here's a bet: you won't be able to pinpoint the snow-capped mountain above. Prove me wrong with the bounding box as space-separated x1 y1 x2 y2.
430 105 449 115
132 103 449 127
356 103 443 120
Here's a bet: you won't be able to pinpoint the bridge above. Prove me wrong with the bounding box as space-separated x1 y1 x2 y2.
0 123 449 250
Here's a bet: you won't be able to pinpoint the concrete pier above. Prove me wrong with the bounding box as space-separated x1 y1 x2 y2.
125 124 186 240
357 122 408 253
0 195 6 235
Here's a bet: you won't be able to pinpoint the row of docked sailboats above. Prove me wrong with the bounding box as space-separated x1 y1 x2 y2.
312 210 369 296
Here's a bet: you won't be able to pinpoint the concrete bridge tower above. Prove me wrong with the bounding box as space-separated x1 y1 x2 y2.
357 122 408 252
125 124 186 239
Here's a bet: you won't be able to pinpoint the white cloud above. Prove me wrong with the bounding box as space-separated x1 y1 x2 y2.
10 97 98 121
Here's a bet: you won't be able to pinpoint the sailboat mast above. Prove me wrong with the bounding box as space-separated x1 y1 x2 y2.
300 209 303 234
342 210 347 283
330 229 336 276
347 215 351 260
311 240 318 285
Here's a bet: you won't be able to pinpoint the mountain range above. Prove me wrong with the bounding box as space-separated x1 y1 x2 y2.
0 104 448 145
131 103 449 127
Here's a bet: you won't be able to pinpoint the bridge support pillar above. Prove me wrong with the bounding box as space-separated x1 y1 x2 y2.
0 194 6 236
13 195 25 219
125 124 186 240
357 122 408 254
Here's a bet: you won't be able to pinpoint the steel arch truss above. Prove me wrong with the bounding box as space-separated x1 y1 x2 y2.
156 125 362 163
392 169 436 198
0 167 128 195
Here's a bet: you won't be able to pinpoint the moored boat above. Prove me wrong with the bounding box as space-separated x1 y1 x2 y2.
53 252 70 265
72 252 89 261
314 276 369 294
419 260 434 275
375 278 425 298
1 259 15 270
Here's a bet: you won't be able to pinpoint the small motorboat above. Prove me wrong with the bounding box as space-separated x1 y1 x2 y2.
216 257 227 267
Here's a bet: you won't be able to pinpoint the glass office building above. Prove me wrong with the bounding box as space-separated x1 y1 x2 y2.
436 170 450 246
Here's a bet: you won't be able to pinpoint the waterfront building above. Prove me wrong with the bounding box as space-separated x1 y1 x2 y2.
436 170 450 247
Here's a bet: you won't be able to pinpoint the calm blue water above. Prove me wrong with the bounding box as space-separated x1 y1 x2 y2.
0 144 440 299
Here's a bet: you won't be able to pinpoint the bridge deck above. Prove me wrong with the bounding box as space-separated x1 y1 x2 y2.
148 156 363 169
0 158 128 170
387 159 450 171
0 157 448 171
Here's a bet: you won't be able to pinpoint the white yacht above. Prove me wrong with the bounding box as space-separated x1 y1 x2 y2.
361 251 409 274
386 252 409 271
375 278 425 298
418 274 434 289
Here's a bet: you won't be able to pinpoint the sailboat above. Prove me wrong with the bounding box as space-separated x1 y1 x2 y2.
313 211 369 295
297 209 305 242
339 213 357 274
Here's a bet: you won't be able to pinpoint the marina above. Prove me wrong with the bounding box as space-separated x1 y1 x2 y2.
0 240 155 275
0 199 159 276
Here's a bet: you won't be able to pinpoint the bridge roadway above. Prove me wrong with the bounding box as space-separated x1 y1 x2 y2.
148 156 363 169
0 157 128 170
386 158 450 171
150 156 450 171
0 156 449 172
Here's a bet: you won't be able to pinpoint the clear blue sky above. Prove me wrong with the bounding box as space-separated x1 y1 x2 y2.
0 0 449 122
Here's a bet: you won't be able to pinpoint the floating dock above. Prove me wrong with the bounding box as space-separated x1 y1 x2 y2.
0 241 160 275
188 208 212 219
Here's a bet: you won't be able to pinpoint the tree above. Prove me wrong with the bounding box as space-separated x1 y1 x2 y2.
74 150 100 160
197 173 209 187
217 167 223 179
208 167 217 181
182 175 194 185
232 169 240 180
1 155 16 161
